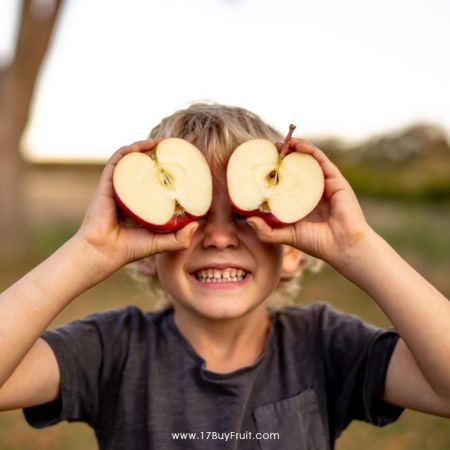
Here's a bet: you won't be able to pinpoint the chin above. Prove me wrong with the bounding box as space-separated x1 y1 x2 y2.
188 297 263 321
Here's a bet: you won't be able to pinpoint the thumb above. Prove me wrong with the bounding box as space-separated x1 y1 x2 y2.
246 217 295 245
149 222 199 255
174 221 200 247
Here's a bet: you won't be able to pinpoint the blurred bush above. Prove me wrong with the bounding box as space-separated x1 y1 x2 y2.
314 123 450 201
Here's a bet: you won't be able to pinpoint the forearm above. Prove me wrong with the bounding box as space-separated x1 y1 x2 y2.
329 230 450 400
0 235 112 387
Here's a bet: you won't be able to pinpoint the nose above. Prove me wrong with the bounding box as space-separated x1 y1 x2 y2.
201 216 239 250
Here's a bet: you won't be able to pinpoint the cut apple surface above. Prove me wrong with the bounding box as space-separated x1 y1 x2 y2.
113 138 212 232
227 138 324 225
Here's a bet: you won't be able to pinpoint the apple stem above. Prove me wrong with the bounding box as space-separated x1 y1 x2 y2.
280 124 296 158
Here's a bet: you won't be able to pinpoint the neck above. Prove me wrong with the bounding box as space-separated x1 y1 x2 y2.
172 304 272 373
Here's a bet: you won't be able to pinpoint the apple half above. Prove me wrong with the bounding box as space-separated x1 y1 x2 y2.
113 138 213 232
226 137 325 227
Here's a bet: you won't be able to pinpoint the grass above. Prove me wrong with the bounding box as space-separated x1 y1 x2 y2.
0 198 449 449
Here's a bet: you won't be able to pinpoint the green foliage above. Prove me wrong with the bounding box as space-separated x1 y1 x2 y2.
336 161 450 201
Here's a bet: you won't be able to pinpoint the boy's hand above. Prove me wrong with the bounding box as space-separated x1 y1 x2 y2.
245 139 373 265
74 139 199 275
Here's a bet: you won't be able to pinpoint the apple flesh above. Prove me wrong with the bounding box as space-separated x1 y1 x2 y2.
113 138 212 232
226 132 324 227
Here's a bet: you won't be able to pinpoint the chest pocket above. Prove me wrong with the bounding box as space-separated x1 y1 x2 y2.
253 388 328 450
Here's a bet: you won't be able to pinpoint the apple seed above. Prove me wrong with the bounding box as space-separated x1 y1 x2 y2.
266 169 280 186
159 170 173 187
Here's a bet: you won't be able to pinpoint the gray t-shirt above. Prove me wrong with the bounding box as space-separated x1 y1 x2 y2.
24 303 403 450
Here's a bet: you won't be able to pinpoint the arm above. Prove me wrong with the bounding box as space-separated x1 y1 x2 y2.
246 139 450 417
0 139 198 411
0 236 109 410
338 230 450 416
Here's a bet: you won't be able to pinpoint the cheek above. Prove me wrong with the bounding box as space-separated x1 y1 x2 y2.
249 235 284 273
155 250 190 287
265 244 284 272
155 253 176 285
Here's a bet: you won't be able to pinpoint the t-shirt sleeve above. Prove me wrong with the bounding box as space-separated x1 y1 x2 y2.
23 306 137 429
315 303 404 437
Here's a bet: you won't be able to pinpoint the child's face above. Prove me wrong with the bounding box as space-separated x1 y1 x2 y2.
155 172 284 320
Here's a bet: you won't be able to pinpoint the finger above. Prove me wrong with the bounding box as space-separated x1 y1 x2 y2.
150 221 200 254
246 217 295 246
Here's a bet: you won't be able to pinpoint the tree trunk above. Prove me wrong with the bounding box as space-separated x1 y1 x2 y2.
0 0 63 257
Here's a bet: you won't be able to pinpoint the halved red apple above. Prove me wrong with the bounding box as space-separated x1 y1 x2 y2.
113 138 213 232
226 128 324 227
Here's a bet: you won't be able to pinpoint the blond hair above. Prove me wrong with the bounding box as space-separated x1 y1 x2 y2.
128 102 322 309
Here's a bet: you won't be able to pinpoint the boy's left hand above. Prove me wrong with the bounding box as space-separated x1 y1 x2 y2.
245 139 373 265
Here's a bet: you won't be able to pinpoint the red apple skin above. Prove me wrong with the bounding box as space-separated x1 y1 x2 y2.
113 188 203 233
228 197 289 228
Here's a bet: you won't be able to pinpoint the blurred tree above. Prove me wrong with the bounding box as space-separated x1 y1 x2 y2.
0 0 63 256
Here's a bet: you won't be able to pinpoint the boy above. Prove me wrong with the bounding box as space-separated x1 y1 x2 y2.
0 103 449 450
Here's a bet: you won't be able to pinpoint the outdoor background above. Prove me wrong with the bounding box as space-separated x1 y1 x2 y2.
0 1 449 449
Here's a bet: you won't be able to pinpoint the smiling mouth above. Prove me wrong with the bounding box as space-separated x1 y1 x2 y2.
191 268 250 283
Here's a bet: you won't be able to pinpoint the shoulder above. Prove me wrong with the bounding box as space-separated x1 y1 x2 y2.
274 302 385 346
275 301 355 329
45 306 173 348
278 301 375 323
79 305 170 329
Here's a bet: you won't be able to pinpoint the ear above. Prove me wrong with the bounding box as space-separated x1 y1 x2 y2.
136 256 157 276
282 245 303 274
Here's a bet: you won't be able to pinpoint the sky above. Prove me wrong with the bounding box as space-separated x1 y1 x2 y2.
1 0 450 162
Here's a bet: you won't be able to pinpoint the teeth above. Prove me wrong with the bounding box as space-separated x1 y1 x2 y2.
194 268 248 282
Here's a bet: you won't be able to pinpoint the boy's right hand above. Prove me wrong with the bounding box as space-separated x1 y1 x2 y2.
74 139 199 276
